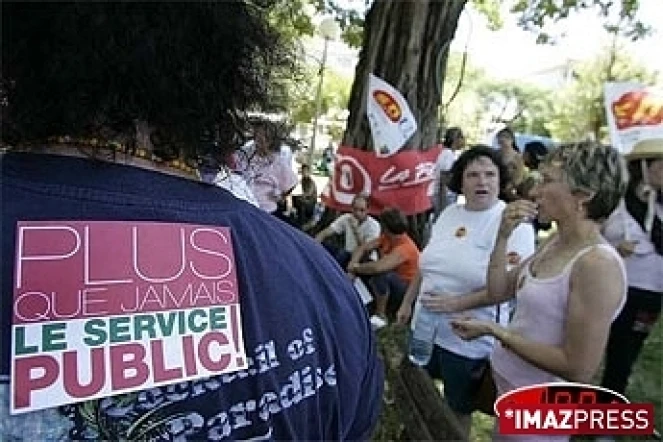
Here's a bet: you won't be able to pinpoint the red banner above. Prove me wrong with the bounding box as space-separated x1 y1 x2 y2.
321 145 442 216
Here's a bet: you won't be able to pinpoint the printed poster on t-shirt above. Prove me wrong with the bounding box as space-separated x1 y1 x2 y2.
10 221 247 414
367 73 417 158
604 82 663 155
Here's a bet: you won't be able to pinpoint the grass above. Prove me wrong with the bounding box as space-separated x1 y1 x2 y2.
372 319 662 441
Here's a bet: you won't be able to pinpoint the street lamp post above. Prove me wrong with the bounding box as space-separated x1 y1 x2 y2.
307 18 340 167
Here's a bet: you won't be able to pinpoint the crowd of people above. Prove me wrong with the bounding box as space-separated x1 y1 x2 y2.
310 128 660 441
2 3 662 442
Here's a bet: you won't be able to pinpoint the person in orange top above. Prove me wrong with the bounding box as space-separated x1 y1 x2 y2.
348 207 420 329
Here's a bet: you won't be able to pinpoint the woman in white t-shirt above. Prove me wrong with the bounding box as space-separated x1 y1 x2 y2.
397 146 536 437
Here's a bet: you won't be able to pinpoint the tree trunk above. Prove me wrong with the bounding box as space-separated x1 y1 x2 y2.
342 0 467 152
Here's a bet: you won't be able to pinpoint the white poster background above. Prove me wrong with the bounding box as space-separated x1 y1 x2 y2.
11 305 245 414
604 82 663 155
366 74 417 158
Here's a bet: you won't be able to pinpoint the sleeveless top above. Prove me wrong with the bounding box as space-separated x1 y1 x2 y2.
491 238 627 390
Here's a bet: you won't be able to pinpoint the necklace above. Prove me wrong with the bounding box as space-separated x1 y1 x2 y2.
13 136 199 180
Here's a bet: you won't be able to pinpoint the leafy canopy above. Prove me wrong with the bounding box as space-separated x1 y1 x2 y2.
298 0 649 47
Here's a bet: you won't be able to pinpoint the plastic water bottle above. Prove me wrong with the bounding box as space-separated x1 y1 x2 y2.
408 330 434 366
407 302 438 366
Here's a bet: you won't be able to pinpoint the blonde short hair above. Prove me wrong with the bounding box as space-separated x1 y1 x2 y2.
544 142 628 221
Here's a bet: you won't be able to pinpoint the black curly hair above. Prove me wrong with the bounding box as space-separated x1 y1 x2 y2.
1 1 297 163
447 145 509 195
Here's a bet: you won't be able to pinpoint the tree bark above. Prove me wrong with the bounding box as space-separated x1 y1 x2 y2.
342 0 468 152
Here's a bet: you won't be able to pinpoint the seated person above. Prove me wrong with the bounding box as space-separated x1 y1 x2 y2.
347 208 420 329
292 164 318 227
315 193 381 268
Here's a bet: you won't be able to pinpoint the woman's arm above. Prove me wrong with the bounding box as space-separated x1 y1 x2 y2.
396 271 423 325
400 272 422 307
487 201 539 302
456 248 625 383
487 236 521 303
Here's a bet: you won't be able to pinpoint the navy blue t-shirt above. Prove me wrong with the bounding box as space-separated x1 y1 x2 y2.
1 152 383 441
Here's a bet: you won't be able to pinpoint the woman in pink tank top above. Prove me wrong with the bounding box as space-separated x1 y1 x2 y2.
435 142 629 441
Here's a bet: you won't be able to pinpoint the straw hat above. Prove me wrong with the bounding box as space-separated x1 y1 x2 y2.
624 138 663 161
624 138 662 234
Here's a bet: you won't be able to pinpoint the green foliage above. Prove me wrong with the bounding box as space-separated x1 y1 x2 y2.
315 0 367 48
308 0 649 49
263 0 316 40
440 52 490 142
267 0 653 146
470 0 504 30
480 81 555 137
310 0 506 48
441 52 555 143
259 0 317 112
512 0 650 44
442 44 657 145
288 66 352 124
545 46 658 142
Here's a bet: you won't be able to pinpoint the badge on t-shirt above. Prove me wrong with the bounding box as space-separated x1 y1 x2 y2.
455 226 467 238
10 221 247 415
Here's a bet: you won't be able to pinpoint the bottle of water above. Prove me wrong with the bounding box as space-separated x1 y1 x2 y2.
407 310 437 367
408 330 434 366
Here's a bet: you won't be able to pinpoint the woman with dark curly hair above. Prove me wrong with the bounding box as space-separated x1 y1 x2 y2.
396 146 536 438
1 3 382 440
